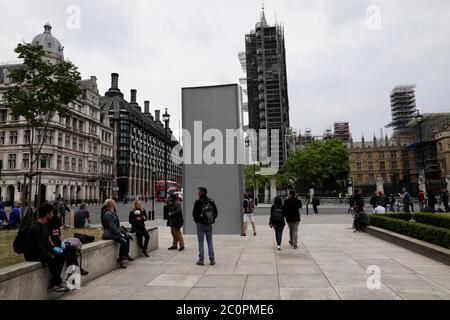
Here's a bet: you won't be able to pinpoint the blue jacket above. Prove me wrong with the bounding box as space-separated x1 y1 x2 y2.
9 207 21 226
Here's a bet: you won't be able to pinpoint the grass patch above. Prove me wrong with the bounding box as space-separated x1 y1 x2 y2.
0 228 103 269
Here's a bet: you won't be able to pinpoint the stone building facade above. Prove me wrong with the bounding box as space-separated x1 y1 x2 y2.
0 24 113 205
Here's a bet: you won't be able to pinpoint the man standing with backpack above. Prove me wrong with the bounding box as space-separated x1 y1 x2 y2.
192 187 218 266
242 193 256 237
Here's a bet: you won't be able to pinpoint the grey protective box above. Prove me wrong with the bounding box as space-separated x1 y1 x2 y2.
182 84 244 235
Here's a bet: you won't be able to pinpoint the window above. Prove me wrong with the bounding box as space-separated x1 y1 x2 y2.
79 140 84 152
368 173 375 182
379 153 385 159
8 154 17 169
78 159 83 173
0 110 7 123
58 133 63 146
79 121 84 132
40 154 52 169
72 138 77 150
23 153 29 169
391 160 398 170
65 116 71 127
368 153 373 160
10 114 18 122
391 151 397 158
57 155 62 171
403 160 409 169
356 162 362 171
9 131 18 144
64 157 70 171
72 118 77 129
357 174 363 181
0 131 4 144
71 158 76 172
24 130 30 144
368 162 373 170
65 135 70 148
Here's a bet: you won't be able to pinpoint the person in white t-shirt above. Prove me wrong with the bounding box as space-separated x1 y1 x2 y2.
373 203 386 214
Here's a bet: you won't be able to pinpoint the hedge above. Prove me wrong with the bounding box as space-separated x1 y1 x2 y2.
369 215 450 249
412 213 450 230
384 213 413 221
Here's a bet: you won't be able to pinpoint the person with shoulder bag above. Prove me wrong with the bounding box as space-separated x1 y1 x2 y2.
192 187 218 266
129 200 150 257
167 193 185 251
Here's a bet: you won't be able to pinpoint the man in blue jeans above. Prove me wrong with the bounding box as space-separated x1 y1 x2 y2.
192 187 218 266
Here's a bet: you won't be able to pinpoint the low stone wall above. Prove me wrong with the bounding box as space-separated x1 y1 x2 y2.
0 227 158 300
367 226 450 266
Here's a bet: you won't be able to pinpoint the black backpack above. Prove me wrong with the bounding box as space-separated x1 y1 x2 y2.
13 208 38 254
271 208 285 224
200 200 216 225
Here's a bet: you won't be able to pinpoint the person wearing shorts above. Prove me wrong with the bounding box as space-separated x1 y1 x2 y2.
242 194 256 236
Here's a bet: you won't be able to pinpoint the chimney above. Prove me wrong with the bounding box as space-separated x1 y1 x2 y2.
144 101 150 114
111 73 119 89
130 89 137 104
155 109 160 122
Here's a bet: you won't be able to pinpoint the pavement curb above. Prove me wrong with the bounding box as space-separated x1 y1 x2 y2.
366 226 450 266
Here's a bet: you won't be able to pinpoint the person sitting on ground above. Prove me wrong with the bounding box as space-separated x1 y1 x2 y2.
9 201 22 229
373 202 386 214
24 203 69 292
102 199 134 269
269 196 285 251
0 208 9 229
74 203 91 228
48 210 88 276
129 200 150 257
167 193 185 251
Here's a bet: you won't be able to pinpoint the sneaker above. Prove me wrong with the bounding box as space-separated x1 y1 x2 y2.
178 246 185 252
241 233 246 237
277 246 282 251
293 245 298 249
253 232 257 236
289 240 292 246
48 283 69 292
210 260 216 265
142 251 150 257
196 260 204 266
126 255 135 261
168 246 178 250
80 268 89 276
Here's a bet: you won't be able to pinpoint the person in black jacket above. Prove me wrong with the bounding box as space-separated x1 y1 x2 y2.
269 197 285 250
441 189 450 212
427 190 437 213
282 190 302 249
192 187 218 266
129 200 150 257
102 199 134 268
167 193 184 251
24 203 68 292
312 195 320 215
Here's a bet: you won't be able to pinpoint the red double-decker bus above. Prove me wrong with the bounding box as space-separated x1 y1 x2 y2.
154 180 180 202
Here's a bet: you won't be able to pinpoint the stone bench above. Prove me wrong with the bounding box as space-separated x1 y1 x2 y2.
0 226 158 300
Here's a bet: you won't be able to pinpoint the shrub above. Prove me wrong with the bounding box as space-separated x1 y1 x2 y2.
369 214 450 249
412 213 450 230
384 213 412 221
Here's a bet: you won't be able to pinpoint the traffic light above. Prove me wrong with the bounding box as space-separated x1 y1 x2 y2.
17 182 21 192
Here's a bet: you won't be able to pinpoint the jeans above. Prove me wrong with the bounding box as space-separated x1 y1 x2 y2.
25 250 65 287
196 223 214 261
419 202 424 212
171 226 184 247
273 225 284 246
111 235 130 260
135 227 150 252
313 205 319 214
287 222 300 246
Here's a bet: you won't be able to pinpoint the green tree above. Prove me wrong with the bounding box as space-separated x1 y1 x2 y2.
244 165 270 194
280 139 350 193
4 43 82 213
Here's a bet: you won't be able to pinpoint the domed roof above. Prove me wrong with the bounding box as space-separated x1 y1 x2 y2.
32 23 64 60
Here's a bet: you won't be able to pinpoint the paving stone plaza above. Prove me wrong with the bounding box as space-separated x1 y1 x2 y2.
62 213 450 300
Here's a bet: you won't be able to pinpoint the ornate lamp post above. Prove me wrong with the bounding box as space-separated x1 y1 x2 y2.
162 109 170 220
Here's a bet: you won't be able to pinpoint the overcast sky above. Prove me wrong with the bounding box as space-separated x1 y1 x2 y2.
1 0 449 140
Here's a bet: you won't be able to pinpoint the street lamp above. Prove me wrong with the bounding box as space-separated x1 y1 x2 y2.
162 108 170 219
151 170 156 220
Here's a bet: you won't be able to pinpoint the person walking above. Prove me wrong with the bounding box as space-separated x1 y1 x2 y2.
102 199 134 268
400 188 411 213
129 200 150 257
167 193 185 251
56 197 70 229
242 193 256 236
418 190 426 212
427 190 437 213
312 195 320 215
192 187 218 266
282 190 302 249
269 197 285 250
441 189 450 212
